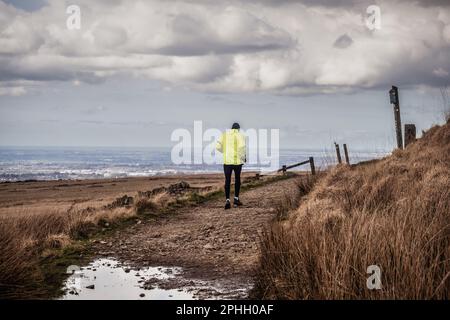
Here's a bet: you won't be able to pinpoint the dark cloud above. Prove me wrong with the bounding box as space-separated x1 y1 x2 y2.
413 0 450 7
1 0 48 12
153 12 294 57
246 0 450 8
333 34 353 49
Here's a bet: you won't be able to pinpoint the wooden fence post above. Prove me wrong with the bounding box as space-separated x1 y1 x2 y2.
309 157 316 175
343 143 350 165
334 142 342 164
404 124 416 147
389 85 403 149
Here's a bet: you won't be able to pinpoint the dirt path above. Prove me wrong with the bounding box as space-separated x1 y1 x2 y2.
90 177 298 299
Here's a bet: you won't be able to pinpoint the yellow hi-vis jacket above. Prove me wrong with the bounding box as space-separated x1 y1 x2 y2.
216 129 246 165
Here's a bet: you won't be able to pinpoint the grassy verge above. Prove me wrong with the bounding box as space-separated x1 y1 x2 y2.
252 123 450 299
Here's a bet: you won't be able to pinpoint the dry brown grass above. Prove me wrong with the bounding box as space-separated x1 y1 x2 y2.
254 122 450 299
274 174 320 221
0 183 204 299
0 205 139 298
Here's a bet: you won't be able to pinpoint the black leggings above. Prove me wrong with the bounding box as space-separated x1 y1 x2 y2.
224 164 242 200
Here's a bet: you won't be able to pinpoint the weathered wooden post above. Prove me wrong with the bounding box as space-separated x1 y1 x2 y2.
389 85 403 149
404 124 416 147
334 142 342 164
309 157 316 175
343 143 350 165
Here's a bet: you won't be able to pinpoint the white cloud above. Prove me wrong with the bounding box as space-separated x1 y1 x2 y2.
0 86 26 96
0 0 449 95
433 67 449 77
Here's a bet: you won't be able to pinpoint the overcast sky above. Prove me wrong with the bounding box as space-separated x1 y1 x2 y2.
0 0 449 150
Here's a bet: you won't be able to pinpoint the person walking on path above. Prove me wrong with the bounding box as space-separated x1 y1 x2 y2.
216 123 246 210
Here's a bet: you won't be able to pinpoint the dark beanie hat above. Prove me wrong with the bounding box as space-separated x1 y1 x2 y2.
232 122 240 129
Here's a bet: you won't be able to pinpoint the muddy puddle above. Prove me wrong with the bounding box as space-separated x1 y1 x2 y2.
61 258 249 300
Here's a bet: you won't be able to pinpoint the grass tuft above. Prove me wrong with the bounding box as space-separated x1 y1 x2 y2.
252 123 450 299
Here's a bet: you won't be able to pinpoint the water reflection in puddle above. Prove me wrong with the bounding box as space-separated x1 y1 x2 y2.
61 258 193 300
